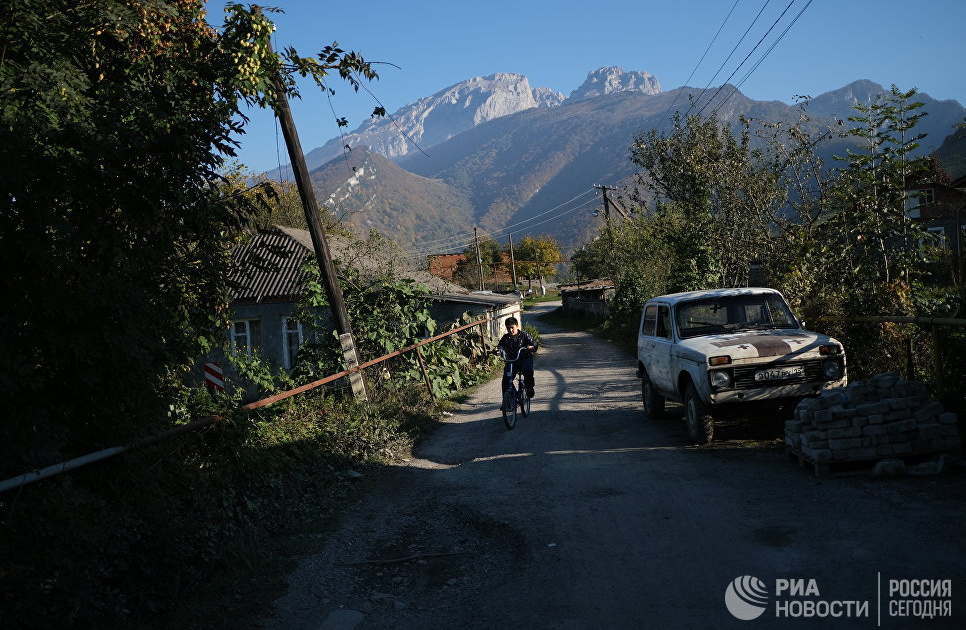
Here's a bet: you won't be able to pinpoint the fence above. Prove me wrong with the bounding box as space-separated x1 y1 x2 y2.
0 315 494 494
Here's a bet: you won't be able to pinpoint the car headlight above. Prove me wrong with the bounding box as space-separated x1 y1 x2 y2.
710 369 733 390
822 358 843 381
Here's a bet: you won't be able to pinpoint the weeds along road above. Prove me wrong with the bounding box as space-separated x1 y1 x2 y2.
257 302 966 630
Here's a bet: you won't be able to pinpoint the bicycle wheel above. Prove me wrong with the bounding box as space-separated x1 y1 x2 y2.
518 387 530 417
502 388 517 429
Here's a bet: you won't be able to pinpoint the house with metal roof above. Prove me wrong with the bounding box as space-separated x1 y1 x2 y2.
222 225 522 372
559 278 615 318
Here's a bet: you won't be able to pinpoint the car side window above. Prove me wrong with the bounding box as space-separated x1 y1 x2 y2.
642 305 657 336
655 305 671 339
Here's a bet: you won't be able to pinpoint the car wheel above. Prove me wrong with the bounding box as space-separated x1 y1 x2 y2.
684 382 714 444
641 371 666 419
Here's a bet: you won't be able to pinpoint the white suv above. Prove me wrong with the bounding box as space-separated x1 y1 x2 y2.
636 288 847 443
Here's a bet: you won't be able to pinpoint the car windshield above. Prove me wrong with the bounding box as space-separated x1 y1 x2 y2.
675 294 799 339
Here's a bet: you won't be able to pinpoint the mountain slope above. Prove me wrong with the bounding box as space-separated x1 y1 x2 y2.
309 149 474 248
298 71 965 255
266 73 564 181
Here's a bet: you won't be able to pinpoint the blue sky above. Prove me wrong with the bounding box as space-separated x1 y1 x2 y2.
213 0 966 175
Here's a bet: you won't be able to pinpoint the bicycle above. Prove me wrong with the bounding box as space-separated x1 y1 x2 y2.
497 347 531 429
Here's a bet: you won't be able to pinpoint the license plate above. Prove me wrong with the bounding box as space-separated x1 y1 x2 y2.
754 366 805 381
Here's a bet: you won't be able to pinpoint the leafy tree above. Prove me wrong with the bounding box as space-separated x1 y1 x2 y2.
0 0 380 474
629 111 789 293
516 235 562 293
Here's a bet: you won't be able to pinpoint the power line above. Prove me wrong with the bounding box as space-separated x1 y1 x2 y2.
694 0 797 120
405 188 597 257
658 0 741 126
726 0 814 106
675 0 774 125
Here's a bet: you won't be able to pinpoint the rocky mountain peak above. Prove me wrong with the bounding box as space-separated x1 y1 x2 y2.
568 66 661 100
277 73 564 178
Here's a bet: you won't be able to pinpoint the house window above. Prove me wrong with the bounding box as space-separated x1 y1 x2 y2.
282 317 305 369
927 226 947 248
230 319 260 356
904 188 935 218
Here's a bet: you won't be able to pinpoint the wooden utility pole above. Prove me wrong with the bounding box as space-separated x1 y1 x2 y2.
507 233 519 291
594 184 631 221
474 227 485 291
270 45 367 399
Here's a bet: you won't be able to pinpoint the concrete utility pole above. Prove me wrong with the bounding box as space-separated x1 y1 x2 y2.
270 46 367 400
474 227 485 291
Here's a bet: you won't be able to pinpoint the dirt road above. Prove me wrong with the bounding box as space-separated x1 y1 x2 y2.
257 302 965 630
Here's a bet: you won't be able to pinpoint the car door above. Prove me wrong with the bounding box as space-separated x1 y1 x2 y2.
639 303 673 395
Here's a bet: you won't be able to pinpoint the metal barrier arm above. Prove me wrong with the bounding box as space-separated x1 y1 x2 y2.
0 315 493 493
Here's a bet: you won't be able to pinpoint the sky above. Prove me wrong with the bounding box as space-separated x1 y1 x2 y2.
212 0 966 175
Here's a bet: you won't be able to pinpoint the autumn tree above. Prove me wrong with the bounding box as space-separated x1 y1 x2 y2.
516 235 562 294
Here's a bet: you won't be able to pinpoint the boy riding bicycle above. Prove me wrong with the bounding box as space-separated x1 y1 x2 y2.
494 317 537 398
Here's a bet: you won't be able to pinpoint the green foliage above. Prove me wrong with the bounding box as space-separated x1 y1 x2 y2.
0 0 382 477
453 236 503 290
516 235 563 287
575 87 965 406
0 383 439 630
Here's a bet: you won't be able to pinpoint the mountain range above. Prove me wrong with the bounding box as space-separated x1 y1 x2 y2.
270 67 966 256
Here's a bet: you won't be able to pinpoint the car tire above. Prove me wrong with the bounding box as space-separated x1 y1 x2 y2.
684 382 714 444
641 371 666 419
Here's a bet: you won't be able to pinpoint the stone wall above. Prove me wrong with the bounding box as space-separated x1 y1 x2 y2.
785 372 961 466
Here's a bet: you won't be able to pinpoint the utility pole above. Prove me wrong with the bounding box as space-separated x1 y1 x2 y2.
507 233 519 292
474 227 485 291
594 184 631 221
270 43 367 399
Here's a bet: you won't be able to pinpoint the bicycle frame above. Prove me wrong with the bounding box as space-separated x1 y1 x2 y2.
498 347 531 429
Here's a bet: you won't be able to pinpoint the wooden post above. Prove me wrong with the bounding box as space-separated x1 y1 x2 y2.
268 40 366 400
415 346 435 400
474 227 484 291
508 233 519 291
931 325 945 399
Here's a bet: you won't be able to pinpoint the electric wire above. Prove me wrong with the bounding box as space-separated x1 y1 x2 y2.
404 188 597 257
694 0 797 120
403 196 600 262
675 0 773 125
719 0 814 114
405 188 595 253
658 0 741 126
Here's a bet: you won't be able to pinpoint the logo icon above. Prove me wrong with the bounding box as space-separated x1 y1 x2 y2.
725 575 769 620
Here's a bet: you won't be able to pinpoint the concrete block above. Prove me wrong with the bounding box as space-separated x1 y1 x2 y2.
850 415 869 428
938 412 958 425
914 401 945 422
828 427 860 439
862 424 887 437
869 372 900 389
918 423 942 439
848 447 878 459
829 437 862 450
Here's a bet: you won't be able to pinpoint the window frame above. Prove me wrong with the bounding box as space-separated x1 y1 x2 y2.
281 316 305 369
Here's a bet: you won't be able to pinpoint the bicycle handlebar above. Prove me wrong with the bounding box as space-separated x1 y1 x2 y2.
496 347 535 362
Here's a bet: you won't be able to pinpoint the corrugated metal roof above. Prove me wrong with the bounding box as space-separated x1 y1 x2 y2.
229 225 495 304
230 227 312 303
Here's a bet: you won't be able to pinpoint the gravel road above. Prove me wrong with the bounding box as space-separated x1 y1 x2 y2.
256 302 966 630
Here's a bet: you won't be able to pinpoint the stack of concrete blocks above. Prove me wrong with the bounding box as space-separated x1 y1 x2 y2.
785 372 961 465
